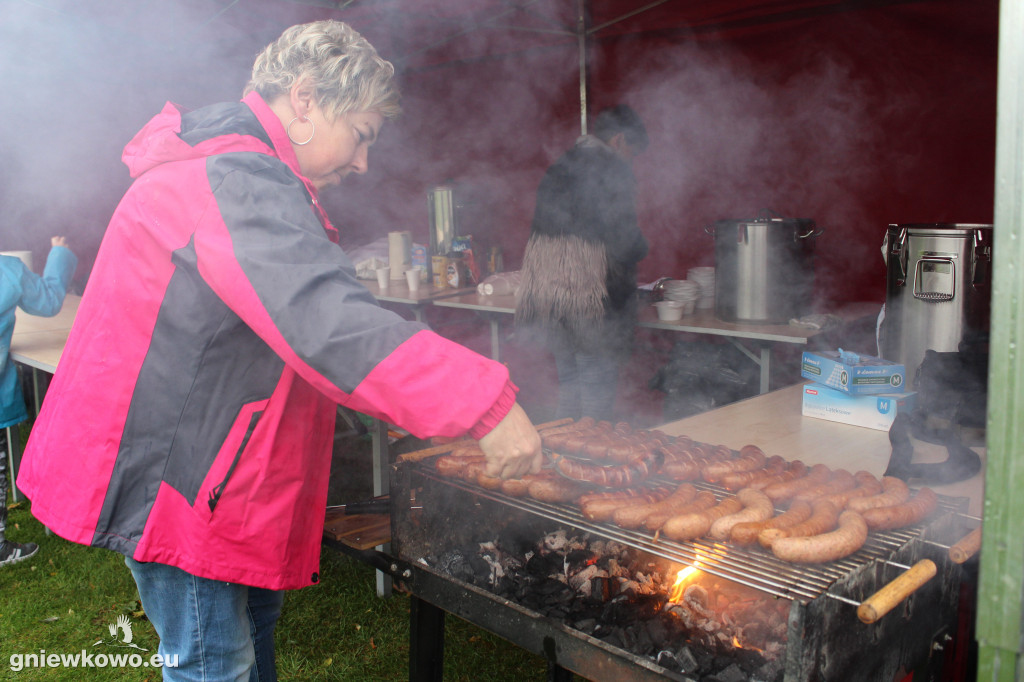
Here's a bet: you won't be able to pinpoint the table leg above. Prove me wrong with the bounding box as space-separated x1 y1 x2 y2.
760 345 772 394
5 426 22 502
372 418 392 598
490 318 500 362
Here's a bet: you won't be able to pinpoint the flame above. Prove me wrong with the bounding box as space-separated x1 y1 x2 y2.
732 635 742 648
668 562 701 603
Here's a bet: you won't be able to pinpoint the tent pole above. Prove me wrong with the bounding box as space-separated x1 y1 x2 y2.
577 0 588 135
976 0 1024 679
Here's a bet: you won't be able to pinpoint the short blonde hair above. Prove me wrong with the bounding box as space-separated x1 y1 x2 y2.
244 20 400 120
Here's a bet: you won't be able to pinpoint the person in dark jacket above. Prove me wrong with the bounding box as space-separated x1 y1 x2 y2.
0 237 76 566
18 21 541 681
516 105 649 421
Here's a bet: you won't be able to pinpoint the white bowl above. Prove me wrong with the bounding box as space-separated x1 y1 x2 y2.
654 300 685 321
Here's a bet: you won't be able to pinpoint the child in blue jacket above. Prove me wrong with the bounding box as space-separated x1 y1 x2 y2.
1 237 76 566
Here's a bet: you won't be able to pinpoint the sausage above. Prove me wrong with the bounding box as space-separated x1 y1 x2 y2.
847 476 911 512
744 460 809 491
501 470 558 497
612 484 698 529
645 490 717 531
661 496 745 542
818 470 883 509
719 455 787 491
763 463 832 502
730 499 813 545
793 469 856 502
759 499 840 549
552 451 655 488
701 444 767 482
860 487 938 531
708 488 775 540
527 477 592 503
661 456 703 481
435 454 487 481
771 510 869 563
580 487 670 522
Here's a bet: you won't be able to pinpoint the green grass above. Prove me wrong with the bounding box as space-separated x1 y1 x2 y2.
0 500 554 681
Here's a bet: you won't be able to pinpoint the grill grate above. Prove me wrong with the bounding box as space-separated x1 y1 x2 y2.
416 469 963 604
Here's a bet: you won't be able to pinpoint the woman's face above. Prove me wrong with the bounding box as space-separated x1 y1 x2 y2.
296 107 384 190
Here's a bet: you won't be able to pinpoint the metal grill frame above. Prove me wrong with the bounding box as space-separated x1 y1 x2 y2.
388 458 972 681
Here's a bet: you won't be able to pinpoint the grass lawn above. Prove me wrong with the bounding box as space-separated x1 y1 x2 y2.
0 499 557 681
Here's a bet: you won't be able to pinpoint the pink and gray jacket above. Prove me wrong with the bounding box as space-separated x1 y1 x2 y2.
17 92 516 590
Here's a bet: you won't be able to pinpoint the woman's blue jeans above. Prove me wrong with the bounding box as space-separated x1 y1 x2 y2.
552 346 622 422
126 557 284 682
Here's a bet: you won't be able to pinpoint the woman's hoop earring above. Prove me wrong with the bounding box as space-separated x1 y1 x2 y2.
287 117 315 146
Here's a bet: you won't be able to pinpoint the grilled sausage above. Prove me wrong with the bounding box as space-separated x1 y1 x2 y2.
771 510 869 563
860 487 938 531
435 454 487 481
818 470 883 509
612 484 697 529
500 470 558 497
661 496 745 542
580 487 670 522
793 468 856 502
719 455 787 491
645 491 717 532
552 451 655 488
759 499 840 549
763 463 832 502
527 477 592 503
730 499 813 545
847 476 911 512
701 445 767 482
743 460 809 491
708 488 775 540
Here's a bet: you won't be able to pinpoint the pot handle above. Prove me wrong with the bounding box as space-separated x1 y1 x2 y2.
797 222 824 239
857 559 937 624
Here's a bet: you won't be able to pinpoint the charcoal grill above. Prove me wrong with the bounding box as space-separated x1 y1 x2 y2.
327 442 976 682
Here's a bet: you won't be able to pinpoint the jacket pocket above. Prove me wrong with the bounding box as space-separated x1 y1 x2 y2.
193 400 267 521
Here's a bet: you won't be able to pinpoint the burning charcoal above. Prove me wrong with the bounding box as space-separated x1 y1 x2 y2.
495 527 536 555
623 624 653 656
589 575 620 603
644 615 669 649
566 548 594 571
601 593 667 626
572 617 597 636
541 530 570 553
525 551 560 576
754 659 785 682
568 563 603 593
713 663 748 682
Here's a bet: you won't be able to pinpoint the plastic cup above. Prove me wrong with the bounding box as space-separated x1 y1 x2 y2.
405 267 422 292
375 267 390 288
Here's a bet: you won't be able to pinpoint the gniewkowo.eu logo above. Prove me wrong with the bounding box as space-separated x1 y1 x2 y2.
8 614 178 671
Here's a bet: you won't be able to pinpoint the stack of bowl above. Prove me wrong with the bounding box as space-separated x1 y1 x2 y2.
687 267 716 309
660 279 700 315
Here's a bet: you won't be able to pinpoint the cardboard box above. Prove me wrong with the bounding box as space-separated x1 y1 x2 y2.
800 349 906 394
801 383 916 431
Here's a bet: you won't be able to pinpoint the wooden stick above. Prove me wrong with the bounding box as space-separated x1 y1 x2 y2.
857 559 937 623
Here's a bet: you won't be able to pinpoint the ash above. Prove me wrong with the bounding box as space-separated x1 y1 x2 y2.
424 527 787 681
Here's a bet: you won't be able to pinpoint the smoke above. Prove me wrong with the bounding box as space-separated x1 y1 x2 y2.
0 0 271 271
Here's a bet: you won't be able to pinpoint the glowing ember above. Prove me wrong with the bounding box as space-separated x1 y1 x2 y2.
669 563 701 602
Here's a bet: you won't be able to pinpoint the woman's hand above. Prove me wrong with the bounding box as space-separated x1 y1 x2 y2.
477 402 543 480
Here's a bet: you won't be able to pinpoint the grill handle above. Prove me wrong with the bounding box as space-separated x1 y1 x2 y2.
856 559 937 624
949 526 982 564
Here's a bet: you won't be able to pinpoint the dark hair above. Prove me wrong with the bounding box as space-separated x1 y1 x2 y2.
592 105 648 152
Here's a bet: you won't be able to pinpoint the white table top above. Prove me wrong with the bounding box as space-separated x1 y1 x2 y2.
11 295 80 373
657 383 985 516
360 280 474 305
430 291 518 314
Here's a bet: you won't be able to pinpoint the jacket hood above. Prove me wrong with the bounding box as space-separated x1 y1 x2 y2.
122 95 280 180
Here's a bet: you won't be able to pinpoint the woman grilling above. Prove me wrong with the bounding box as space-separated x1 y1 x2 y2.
16 20 542 680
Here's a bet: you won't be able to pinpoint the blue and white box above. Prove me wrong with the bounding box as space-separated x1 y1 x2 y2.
800 349 905 395
801 383 916 431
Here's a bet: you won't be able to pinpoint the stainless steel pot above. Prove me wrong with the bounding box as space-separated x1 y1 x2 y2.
708 214 821 324
879 223 993 388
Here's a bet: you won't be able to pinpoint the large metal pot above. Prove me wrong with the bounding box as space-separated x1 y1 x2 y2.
709 213 821 324
879 223 993 388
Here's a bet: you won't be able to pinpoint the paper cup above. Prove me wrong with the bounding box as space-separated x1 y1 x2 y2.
405 267 422 292
375 267 391 288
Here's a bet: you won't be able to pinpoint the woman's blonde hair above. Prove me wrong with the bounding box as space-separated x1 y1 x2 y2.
244 20 400 120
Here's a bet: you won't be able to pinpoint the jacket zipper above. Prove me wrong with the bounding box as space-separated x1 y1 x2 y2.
208 410 263 513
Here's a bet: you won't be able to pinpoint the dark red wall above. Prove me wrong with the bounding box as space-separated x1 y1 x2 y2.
2 0 997 311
